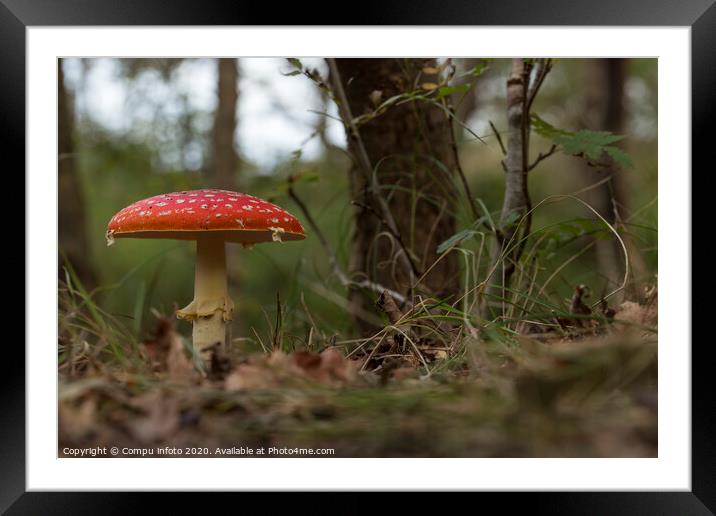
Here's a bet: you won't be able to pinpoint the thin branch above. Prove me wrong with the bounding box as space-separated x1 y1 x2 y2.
444 97 482 223
326 58 417 285
528 144 558 171
288 180 409 306
351 201 423 278
489 120 507 156
526 58 552 114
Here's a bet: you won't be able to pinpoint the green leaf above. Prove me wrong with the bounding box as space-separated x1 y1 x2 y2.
375 93 413 112
460 60 490 78
530 113 570 139
436 213 491 254
286 58 303 70
604 146 634 168
502 210 522 228
436 83 471 99
555 130 624 161
532 113 635 168
437 228 481 254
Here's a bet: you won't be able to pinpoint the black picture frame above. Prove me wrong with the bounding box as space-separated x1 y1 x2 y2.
4 0 712 511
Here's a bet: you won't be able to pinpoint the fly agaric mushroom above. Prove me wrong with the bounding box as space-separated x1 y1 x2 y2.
106 189 305 359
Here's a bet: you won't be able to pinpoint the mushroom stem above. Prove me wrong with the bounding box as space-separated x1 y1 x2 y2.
177 236 234 361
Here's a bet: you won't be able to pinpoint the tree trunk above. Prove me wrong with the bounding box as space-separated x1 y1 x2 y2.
58 59 97 289
454 58 481 126
484 59 531 317
332 58 461 331
580 59 647 299
211 58 241 338
211 58 239 190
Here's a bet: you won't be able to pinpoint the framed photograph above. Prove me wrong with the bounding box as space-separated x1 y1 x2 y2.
5 0 712 509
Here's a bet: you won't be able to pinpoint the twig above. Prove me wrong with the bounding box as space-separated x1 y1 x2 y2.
326 58 416 284
389 325 431 376
489 121 507 156
421 199 447 271
444 98 482 222
351 200 422 277
288 180 409 306
526 58 552 114
528 144 558 171
359 332 389 371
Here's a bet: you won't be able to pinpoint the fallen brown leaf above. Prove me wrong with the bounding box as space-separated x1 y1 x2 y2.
615 301 657 327
129 391 180 443
224 349 359 391
59 397 97 442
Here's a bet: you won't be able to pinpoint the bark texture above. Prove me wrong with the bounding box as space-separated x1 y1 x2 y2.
580 59 647 297
211 58 239 190
58 60 97 289
454 58 481 126
485 59 530 316
332 59 461 330
210 58 241 335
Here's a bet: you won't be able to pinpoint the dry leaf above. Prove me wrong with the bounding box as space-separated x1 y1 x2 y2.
129 391 180 443
143 315 196 383
167 332 195 384
294 348 358 384
224 363 274 391
224 349 359 391
615 301 657 327
59 397 97 441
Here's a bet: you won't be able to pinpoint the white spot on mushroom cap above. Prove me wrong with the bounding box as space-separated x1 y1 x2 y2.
268 227 285 242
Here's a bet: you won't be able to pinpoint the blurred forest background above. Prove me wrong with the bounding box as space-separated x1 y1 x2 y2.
59 57 656 342
58 58 658 457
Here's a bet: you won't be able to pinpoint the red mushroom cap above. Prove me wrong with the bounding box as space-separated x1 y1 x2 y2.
106 189 305 244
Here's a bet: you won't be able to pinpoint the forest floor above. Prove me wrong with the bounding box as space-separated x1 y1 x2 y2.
58 286 657 458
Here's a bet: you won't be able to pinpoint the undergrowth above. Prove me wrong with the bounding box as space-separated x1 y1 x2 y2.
58 237 658 457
